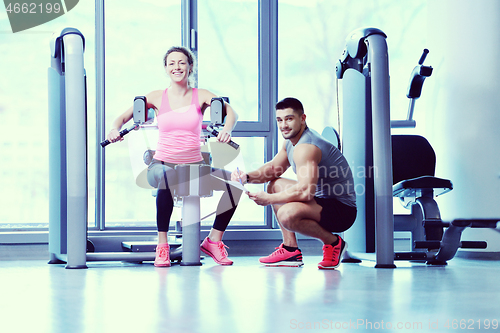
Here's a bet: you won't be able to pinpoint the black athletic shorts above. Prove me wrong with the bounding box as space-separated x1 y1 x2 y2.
314 197 357 233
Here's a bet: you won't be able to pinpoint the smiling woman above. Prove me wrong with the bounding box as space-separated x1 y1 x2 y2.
163 46 196 87
105 44 241 266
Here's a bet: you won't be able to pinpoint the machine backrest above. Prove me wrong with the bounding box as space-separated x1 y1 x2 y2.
321 126 341 149
392 135 436 185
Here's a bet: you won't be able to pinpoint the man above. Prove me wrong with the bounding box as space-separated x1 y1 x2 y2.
232 97 356 269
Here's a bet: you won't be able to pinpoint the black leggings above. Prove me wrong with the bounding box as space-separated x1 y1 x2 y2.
148 159 242 232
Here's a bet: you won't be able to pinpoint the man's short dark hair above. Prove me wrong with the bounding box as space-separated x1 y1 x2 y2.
276 97 304 115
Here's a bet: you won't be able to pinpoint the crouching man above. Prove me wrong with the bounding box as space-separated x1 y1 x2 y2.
232 97 356 269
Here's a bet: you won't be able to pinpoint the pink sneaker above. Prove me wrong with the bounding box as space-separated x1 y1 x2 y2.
259 244 303 267
154 243 171 267
200 237 233 265
318 236 347 270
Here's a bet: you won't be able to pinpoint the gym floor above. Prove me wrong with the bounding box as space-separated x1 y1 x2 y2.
1 255 499 333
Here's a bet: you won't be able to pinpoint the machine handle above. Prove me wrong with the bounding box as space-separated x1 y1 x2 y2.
100 124 138 147
418 49 429 65
206 125 239 150
406 49 433 99
226 140 239 150
460 241 487 249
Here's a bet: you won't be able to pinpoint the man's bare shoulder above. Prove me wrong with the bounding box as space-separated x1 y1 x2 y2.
293 143 321 164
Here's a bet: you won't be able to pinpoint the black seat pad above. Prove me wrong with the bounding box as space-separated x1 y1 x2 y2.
393 175 452 197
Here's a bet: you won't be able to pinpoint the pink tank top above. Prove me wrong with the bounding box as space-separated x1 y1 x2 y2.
153 88 203 164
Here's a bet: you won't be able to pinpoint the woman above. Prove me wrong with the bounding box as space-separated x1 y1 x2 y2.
107 46 242 267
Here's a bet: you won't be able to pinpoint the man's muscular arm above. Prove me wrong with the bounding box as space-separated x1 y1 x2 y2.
247 144 321 206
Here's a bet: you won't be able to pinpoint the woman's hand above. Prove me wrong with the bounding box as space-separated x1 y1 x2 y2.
217 128 232 143
107 129 123 143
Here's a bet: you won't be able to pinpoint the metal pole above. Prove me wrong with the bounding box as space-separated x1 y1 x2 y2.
63 33 88 269
95 0 105 231
259 0 278 228
182 0 198 86
180 166 202 266
48 31 67 264
181 196 202 266
366 35 396 268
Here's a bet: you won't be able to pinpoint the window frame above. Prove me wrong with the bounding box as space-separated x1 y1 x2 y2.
0 0 279 243
94 0 279 230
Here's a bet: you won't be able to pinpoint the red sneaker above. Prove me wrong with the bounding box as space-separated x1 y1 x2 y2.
259 244 304 267
200 237 233 265
318 236 347 269
154 243 171 267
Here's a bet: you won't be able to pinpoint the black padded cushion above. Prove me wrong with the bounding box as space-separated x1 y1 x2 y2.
392 135 436 185
393 175 453 197
392 135 453 198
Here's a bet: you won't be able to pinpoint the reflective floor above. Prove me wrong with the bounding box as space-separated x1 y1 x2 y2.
1 255 499 333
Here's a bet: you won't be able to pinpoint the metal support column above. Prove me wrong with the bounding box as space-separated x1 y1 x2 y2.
366 34 395 268
336 28 395 268
48 28 88 269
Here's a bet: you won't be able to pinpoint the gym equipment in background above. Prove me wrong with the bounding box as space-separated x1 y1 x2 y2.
336 28 499 266
336 27 395 268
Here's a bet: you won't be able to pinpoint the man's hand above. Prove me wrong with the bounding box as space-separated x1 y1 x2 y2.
247 191 273 206
231 168 247 184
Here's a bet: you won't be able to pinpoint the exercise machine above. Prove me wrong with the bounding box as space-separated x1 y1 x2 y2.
48 27 88 268
115 96 239 265
48 29 159 267
336 27 499 267
390 50 498 264
336 27 394 268
48 27 239 268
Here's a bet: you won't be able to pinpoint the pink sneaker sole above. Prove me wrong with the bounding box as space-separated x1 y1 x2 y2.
201 246 233 265
154 262 171 267
260 261 304 267
318 242 347 270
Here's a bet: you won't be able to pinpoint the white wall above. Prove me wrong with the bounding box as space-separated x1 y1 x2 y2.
425 0 500 250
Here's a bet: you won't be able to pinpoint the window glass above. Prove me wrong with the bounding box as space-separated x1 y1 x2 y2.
104 0 181 227
0 2 95 228
278 0 429 134
198 0 259 122
197 0 265 227
278 0 430 215
200 137 266 227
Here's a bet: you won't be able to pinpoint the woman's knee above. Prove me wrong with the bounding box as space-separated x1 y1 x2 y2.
147 164 176 190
